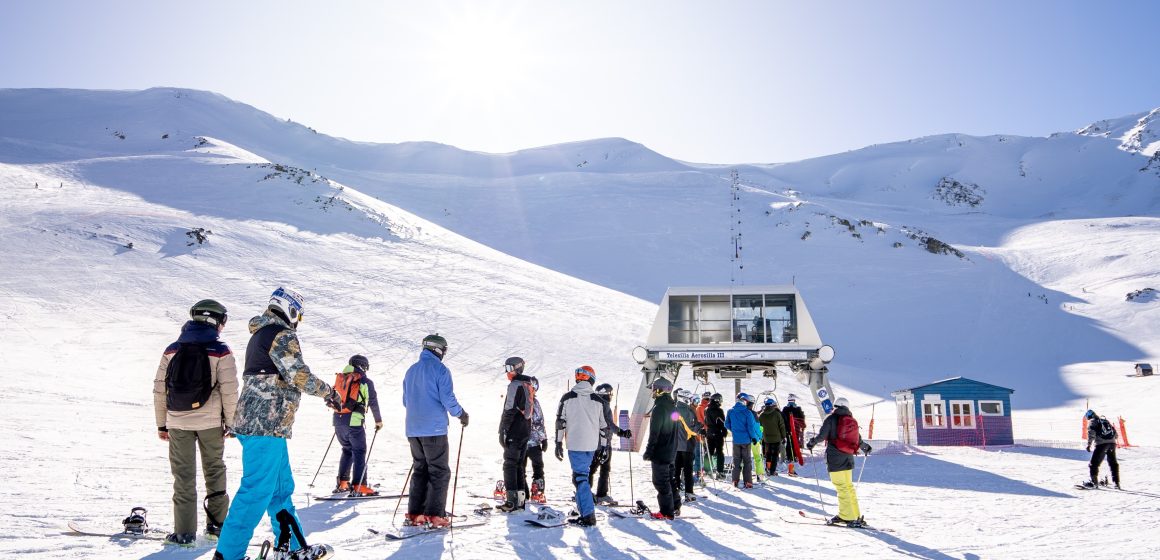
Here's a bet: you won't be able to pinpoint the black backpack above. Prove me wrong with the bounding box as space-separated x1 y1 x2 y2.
165 343 214 411
1096 417 1117 440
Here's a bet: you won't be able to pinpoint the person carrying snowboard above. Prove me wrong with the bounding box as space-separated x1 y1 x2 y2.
782 394 807 475
554 366 614 526
704 393 727 479
402 333 469 529
213 287 335 560
497 356 535 512
726 393 762 489
524 377 548 503
589 383 632 505
806 397 872 527
1083 409 1121 489
643 377 680 519
328 354 382 496
154 299 239 547
758 397 786 475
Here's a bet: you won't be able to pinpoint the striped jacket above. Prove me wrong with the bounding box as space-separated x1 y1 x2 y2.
153 321 239 432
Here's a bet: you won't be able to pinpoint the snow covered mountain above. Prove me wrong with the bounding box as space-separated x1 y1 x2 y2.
1 88 1158 559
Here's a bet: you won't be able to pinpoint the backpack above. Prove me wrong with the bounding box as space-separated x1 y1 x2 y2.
333 371 364 415
833 414 861 454
1096 417 1117 440
165 343 214 411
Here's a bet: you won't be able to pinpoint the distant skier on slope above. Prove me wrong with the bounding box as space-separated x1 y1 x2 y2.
524 377 548 503
782 394 807 475
704 393 727 479
497 356 535 512
153 299 238 547
726 393 762 489
555 366 610 526
643 377 681 519
213 287 335 560
589 383 632 505
806 397 872 527
328 354 382 496
402 333 469 529
758 397 787 476
1083 410 1121 489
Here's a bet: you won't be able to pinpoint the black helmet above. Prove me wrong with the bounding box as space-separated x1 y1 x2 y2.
422 333 448 359
349 354 370 374
701 391 712 399
594 383 613 397
710 393 723 403
190 299 227 327
504 356 525 378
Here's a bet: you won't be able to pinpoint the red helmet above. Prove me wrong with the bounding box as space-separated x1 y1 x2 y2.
574 365 596 383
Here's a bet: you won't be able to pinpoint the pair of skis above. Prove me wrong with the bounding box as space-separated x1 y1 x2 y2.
781 510 893 533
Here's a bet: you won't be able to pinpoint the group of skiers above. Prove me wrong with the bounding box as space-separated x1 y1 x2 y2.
152 289 885 558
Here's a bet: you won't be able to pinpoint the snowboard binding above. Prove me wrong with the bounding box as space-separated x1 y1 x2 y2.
492 480 506 500
121 507 148 535
629 500 652 516
530 479 546 504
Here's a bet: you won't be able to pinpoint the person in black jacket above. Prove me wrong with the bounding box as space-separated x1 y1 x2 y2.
643 377 681 519
497 357 535 512
329 354 383 496
782 394 807 476
589 383 631 505
672 389 702 501
806 398 871 527
1084 409 1121 489
703 393 727 479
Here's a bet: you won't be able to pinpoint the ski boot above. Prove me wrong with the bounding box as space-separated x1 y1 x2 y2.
568 513 597 526
163 532 196 547
333 478 351 494
492 480 506 500
683 492 697 503
496 490 526 513
649 511 674 520
744 482 754 489
350 483 378 497
530 479 546 504
260 541 335 560
426 515 453 529
594 495 618 506
402 513 427 527
121 507 149 535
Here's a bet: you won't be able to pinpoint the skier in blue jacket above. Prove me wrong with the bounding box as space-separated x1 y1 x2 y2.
401 333 468 529
725 393 762 488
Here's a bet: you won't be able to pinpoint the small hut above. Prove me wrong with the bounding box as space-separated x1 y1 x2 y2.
891 377 1014 446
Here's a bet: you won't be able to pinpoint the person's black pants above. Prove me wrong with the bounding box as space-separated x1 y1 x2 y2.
651 461 677 517
407 436 450 517
523 443 545 488
762 439 782 472
588 450 612 497
707 436 725 474
673 449 694 494
1089 443 1120 485
502 437 530 501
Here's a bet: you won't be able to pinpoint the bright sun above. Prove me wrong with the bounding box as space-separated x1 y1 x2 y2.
425 10 537 101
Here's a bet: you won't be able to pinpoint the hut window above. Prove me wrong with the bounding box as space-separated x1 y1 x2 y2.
950 401 975 428
921 399 945 428
978 400 1004 416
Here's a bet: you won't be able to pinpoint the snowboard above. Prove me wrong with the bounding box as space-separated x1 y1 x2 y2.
371 517 489 540
65 521 167 540
608 509 701 520
524 508 569 528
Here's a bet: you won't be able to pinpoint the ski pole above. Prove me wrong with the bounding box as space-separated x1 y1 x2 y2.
628 443 635 506
450 424 465 535
308 432 336 488
355 427 379 493
391 462 414 523
809 454 829 517
857 450 870 484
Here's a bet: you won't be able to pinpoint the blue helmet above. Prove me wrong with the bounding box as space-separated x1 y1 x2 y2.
737 393 752 404
1084 409 1095 420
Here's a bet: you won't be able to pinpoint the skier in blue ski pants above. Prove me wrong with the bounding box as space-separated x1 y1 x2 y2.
215 435 302 558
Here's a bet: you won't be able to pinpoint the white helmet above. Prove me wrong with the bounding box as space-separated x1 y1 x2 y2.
269 286 305 325
834 397 850 408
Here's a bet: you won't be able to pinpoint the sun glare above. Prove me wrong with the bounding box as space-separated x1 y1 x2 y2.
426 10 536 101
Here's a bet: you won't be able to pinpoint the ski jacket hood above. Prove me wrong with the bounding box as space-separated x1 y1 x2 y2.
726 402 763 444
402 348 464 437
153 321 239 432
231 310 333 439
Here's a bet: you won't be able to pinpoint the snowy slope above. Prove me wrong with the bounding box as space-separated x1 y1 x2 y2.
1 88 1159 558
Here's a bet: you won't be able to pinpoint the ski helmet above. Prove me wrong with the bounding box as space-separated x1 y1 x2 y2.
834 397 850 408
574 365 596 384
711 393 723 403
268 286 305 325
422 333 448 359
764 398 775 407
504 356 525 380
737 393 752 405
530 377 540 391
702 391 712 400
1084 409 1095 420
787 393 798 404
649 377 673 395
349 354 370 374
190 299 228 327
595 383 613 398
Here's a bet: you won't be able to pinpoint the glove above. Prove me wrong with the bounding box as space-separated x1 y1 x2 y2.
806 441 815 453
620 429 633 440
374 422 383 432
223 426 235 438
325 389 341 410
540 440 548 452
643 451 652 462
499 431 508 448
1086 444 1091 452
752 439 759 445
554 442 564 461
862 443 872 455
157 427 169 442
598 446 610 465
459 410 470 427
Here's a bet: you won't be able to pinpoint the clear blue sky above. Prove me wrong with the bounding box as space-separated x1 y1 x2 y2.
2 1 1157 163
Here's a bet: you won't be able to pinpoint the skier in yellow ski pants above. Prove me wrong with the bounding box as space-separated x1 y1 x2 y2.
806 398 872 526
